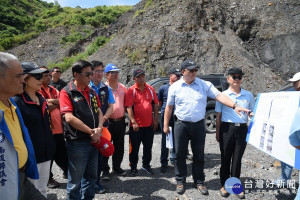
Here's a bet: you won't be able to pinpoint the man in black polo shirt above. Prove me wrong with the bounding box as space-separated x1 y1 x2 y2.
49 67 66 91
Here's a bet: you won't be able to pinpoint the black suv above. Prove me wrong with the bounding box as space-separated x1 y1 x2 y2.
147 74 229 133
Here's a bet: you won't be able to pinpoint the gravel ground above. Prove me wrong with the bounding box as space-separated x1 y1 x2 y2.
47 132 298 200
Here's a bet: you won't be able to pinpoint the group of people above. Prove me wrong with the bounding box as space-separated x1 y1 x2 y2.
0 51 299 200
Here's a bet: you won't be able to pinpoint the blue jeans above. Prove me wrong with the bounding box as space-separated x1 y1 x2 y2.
174 119 206 184
160 115 175 166
66 140 98 200
280 161 293 181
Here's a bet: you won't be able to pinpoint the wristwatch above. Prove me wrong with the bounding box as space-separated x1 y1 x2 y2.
232 103 237 109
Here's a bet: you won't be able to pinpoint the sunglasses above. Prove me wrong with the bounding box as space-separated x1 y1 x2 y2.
188 68 198 73
79 72 93 77
31 73 43 80
231 75 242 80
54 70 61 73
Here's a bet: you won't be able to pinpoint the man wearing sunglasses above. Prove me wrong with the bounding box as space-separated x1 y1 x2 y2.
215 67 255 199
59 60 104 200
164 60 250 196
158 67 181 173
49 67 66 91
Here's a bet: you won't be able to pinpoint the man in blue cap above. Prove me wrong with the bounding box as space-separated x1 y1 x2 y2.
105 63 127 177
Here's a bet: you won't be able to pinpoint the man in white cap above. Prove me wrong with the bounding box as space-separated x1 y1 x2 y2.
276 72 300 189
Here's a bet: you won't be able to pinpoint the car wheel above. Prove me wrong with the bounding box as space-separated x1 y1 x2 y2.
205 109 217 133
125 113 130 134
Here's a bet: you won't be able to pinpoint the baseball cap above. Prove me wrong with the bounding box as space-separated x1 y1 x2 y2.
92 136 115 157
227 67 244 75
21 62 48 74
169 67 181 75
133 68 145 77
105 63 121 73
180 60 199 71
288 72 300 82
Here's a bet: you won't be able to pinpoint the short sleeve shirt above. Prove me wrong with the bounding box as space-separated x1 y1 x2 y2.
167 78 220 122
60 82 101 114
106 82 127 119
215 88 255 123
125 83 159 127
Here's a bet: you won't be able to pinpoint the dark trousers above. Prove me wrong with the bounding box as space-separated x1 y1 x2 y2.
174 119 206 184
102 118 126 172
160 114 175 167
129 126 154 169
49 134 68 180
19 172 47 200
219 122 248 186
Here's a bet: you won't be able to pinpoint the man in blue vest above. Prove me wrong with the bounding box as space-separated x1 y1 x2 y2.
89 61 115 193
0 52 46 200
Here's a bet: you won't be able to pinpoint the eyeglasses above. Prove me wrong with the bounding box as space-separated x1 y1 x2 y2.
79 72 93 77
54 70 61 73
188 69 198 73
231 75 242 80
31 73 43 80
93 70 104 74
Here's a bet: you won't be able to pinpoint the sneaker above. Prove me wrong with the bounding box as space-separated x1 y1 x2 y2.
113 168 126 176
95 184 106 194
101 171 110 181
160 165 168 173
47 179 60 189
141 165 154 175
131 168 138 176
176 184 185 194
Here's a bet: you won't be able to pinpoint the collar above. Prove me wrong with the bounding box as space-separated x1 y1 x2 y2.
71 80 89 93
227 88 246 96
133 83 149 90
179 77 198 86
0 99 16 112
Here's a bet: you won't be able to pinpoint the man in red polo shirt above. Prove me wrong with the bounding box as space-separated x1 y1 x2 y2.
125 68 158 176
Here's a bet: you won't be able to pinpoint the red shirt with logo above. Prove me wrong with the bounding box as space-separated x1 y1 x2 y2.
60 81 101 114
125 83 158 127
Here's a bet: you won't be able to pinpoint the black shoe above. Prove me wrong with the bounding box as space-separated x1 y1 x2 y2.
131 168 138 176
176 184 185 194
95 184 106 194
160 165 168 173
63 172 68 179
113 168 126 176
47 179 60 189
194 183 209 195
101 171 110 181
219 187 230 197
141 165 154 175
236 192 245 199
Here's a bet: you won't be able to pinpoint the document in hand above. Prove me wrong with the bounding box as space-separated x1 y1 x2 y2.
166 126 173 149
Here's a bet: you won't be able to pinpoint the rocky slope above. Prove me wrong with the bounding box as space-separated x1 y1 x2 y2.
8 0 300 94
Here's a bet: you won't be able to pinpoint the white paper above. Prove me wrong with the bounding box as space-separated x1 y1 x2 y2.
248 92 300 168
166 126 173 149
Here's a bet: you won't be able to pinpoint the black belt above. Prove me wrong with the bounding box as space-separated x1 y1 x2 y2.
222 122 247 127
174 115 203 124
19 165 26 173
109 116 125 122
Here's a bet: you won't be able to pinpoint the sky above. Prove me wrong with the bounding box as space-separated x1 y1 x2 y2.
43 0 141 8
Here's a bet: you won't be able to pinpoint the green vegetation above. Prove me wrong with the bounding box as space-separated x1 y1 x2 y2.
0 0 132 50
48 36 111 71
134 0 152 17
